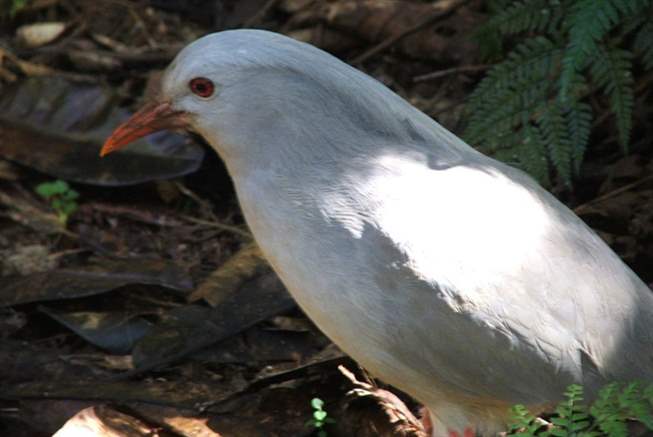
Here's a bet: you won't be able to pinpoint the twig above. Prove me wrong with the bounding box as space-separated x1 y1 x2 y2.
32 45 182 68
243 0 280 28
351 0 470 64
173 182 214 217
413 64 488 83
87 202 185 227
127 7 157 48
173 182 251 238
179 215 252 239
0 47 96 82
574 173 653 215
48 248 89 260
430 98 465 118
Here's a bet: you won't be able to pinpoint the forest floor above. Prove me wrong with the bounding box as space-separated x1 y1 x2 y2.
0 1 652 436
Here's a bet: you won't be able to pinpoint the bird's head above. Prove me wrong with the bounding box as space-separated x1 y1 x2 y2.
101 31 276 159
101 29 454 171
102 30 369 164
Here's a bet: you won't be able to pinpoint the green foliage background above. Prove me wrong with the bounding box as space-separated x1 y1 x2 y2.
508 383 653 436
465 0 653 186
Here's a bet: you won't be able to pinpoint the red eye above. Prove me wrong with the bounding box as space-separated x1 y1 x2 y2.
189 77 215 98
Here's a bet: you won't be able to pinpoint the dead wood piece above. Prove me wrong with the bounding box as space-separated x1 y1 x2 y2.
337 365 427 437
0 160 22 181
0 244 57 275
0 47 95 82
188 242 266 305
0 188 70 236
32 43 183 71
67 48 123 71
126 404 219 437
126 269 294 378
16 22 67 48
53 405 171 437
1 379 237 414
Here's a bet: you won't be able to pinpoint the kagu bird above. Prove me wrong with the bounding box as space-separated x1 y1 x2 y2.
102 30 653 436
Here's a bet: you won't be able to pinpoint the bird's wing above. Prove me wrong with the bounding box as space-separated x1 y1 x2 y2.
360 151 653 403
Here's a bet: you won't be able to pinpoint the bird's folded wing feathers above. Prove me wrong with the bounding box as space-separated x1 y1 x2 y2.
359 152 653 401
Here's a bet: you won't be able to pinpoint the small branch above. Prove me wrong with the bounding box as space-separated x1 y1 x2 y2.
574 173 653 215
0 47 96 82
179 215 252 239
243 0 280 28
351 0 470 65
413 64 488 83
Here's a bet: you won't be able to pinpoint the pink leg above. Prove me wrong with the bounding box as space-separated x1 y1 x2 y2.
421 406 475 437
448 427 475 437
419 406 433 435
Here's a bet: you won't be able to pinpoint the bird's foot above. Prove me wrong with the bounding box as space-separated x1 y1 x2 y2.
447 427 475 437
419 406 433 435
421 406 476 437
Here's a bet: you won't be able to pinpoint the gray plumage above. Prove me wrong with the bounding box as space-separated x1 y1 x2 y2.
161 30 653 436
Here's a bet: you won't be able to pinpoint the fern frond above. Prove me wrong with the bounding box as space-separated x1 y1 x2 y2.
591 383 629 437
559 0 620 98
633 21 653 70
618 382 653 430
465 37 562 147
508 404 541 436
550 384 591 435
468 36 561 106
469 0 647 185
590 47 634 150
537 102 574 184
563 100 593 173
479 0 554 37
517 123 551 185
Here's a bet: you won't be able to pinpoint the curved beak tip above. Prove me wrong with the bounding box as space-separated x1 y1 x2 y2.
99 141 115 157
100 101 187 158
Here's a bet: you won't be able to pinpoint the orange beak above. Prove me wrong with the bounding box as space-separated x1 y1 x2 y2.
100 101 189 157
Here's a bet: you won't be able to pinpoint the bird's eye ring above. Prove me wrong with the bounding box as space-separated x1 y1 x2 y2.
189 77 215 98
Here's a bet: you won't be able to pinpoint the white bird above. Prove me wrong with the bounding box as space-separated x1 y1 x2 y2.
102 30 653 436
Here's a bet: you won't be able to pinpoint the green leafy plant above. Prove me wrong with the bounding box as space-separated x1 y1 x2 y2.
11 0 26 15
306 397 335 437
508 382 653 436
35 179 79 224
0 0 27 18
465 0 653 186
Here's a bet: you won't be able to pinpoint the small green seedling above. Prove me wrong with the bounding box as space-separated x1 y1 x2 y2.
6 0 26 17
35 180 79 225
306 398 335 437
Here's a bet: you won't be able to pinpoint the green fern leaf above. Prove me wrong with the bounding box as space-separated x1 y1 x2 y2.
633 21 653 70
550 384 591 435
590 47 634 150
518 124 551 185
470 0 647 187
563 101 592 173
560 0 620 98
508 404 542 436
537 102 574 184
479 0 554 37
465 37 561 148
591 383 629 437
618 382 653 430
